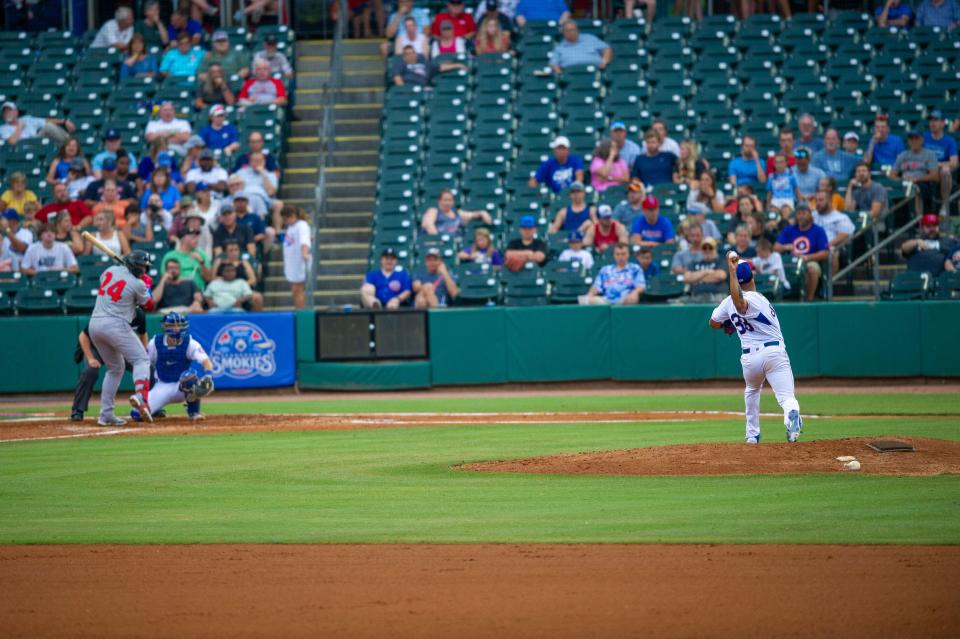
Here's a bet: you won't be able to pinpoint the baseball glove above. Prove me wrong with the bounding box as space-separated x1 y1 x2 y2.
722 319 736 336
178 371 215 402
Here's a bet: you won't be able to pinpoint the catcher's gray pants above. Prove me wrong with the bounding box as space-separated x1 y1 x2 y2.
88 317 150 418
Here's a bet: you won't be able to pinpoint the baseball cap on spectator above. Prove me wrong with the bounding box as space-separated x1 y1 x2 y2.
425 247 441 257
1 101 16 113
928 110 945 121
906 130 923 139
184 209 205 221
642 195 659 210
68 158 85 171
611 121 626 131
180 195 195 207
209 105 226 117
232 192 249 201
795 200 810 211
921 213 940 227
381 247 398 257
185 135 206 150
794 147 811 159
199 148 215 160
519 215 536 228
485 0 498 9
195 182 209 191
627 178 644 192
104 128 121 140
264 34 278 45
219 204 234 214
101 157 117 171
568 230 584 242
701 236 718 249
157 151 173 167
736 260 754 284
550 136 570 149
440 20 454 31
2 208 20 221
569 180 585 192
843 132 859 142
212 30 229 42
598 204 613 219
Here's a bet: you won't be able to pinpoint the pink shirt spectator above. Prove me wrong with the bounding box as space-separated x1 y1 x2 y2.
590 156 629 192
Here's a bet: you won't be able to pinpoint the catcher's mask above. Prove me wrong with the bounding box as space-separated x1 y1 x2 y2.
162 311 189 345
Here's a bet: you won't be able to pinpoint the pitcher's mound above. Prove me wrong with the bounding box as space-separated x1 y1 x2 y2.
461 437 960 477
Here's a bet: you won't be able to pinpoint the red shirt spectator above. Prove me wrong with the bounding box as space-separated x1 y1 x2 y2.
431 1 476 38
36 183 93 226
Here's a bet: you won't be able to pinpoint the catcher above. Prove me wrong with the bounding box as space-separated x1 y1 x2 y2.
131 312 214 422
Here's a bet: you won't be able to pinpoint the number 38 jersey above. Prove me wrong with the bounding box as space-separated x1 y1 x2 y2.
710 290 785 349
91 265 151 323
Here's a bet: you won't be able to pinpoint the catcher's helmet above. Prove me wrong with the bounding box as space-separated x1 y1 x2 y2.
124 250 152 277
162 311 189 344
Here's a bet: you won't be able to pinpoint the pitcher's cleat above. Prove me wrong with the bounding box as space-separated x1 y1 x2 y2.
787 409 802 443
129 393 153 423
97 414 127 427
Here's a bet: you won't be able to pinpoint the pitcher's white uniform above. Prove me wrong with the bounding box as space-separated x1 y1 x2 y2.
711 291 801 442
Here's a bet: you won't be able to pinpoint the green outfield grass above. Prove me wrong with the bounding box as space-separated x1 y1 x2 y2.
1 393 958 545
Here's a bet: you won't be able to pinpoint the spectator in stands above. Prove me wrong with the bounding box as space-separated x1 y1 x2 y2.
774 202 829 301
136 1 170 49
812 129 858 183
876 0 915 28
890 131 941 215
766 154 801 219
726 195 759 245
224 179 263 219
0 172 38 215
901 214 957 277
421 189 492 236
92 180 133 230
91 6 134 50
796 113 823 153
682 237 729 302
505 215 548 268
64 159 94 201
924 110 959 217
766 129 796 175
515 0 570 26
89 130 135 180
673 140 707 186
808 177 846 222
186 150 229 195
83 210 130 258
585 243 645 305
196 65 237 110
155 258 205 313
727 135 766 188
624 0 657 22
612 178 646 229
124 204 153 244
632 129 676 186
412 248 459 308
431 1 476 39
44 138 88 185
0 101 74 146
362 247 411 309
610 121 640 169
167 8 203 46
37 182 92 227
162 230 213 290
231 151 283 227
234 131 280 177
160 31 205 81
199 105 240 155
212 205 256 258
475 13 512 55
390 16 430 58
557 230 594 270
589 140 629 193
864 114 905 169
793 148 826 200
458 228 503 266
235 0 285 29
238 60 288 107
686 170 726 217
550 181 597 233
641 120 681 158
213 241 262 302
254 35 294 81
671 223 704 274
629 195 676 246
0 209 32 257
549 21 611 73
280 205 311 308
20 224 78 276
199 31 250 81
845 162 888 219
431 20 468 58
204 263 255 313
140 167 182 215
51 210 83 255
114 153 138 191
843 132 861 156
391 46 433 86
145 102 193 157
234 194 275 251
143 191 174 234
119 33 158 80
530 136 584 193
381 0 430 58
636 247 659 279
916 0 960 28
732 224 756 258
585 205 627 254
752 237 789 291
813 189 855 274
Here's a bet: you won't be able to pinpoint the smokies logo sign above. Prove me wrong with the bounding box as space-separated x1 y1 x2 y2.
209 321 277 380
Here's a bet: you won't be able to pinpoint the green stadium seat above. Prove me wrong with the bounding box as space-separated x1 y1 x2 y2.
644 272 686 301
935 272 960 300
14 288 62 315
884 271 932 301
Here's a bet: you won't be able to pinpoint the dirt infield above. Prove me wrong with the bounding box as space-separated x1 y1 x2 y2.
1 544 957 639
463 437 960 477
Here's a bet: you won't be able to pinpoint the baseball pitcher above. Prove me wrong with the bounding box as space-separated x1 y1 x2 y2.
131 312 214 422
709 252 803 444
88 250 156 426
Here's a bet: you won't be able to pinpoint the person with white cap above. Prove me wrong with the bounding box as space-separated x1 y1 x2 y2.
610 121 640 168
528 136 584 193
0 101 73 146
199 105 240 156
91 6 134 50
842 131 861 156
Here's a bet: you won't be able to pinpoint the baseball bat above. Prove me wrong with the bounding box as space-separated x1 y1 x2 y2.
80 231 123 265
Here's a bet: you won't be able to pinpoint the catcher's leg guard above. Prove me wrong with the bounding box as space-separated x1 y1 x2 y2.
186 400 204 421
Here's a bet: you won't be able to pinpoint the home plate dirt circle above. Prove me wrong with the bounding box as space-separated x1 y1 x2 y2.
460 437 960 477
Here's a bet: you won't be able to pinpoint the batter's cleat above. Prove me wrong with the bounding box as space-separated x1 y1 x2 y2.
153 409 167 419
787 410 802 443
187 412 205 421
97 414 127 427
70 410 84 422
129 393 153 423
745 436 759 444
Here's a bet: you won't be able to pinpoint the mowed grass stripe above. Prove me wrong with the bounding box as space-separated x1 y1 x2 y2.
0 417 958 545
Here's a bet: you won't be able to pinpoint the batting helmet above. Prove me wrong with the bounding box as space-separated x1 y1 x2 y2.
162 311 189 345
124 250 152 277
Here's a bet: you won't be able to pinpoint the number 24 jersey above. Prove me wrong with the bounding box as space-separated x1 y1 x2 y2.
91 265 151 323
710 291 785 349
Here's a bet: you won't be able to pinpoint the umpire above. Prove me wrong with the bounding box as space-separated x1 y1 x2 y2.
71 308 159 421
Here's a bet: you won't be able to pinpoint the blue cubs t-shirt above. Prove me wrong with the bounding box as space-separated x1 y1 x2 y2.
871 135 905 167
640 260 660 279
364 269 411 305
923 132 959 163
728 157 762 186
535 155 584 193
767 172 798 201
236 212 266 237
776 224 830 256
594 263 645 304
631 152 675 186
199 124 239 151
630 215 675 243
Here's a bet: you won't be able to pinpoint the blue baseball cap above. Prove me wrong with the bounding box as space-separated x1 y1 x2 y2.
104 128 120 140
611 121 626 130
928 110 945 120
2 208 20 221
567 230 584 242
519 215 536 229
101 157 117 171
195 181 209 191
157 151 173 166
736 261 753 284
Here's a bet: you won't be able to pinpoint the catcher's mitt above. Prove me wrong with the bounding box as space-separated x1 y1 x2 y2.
722 319 736 336
179 371 215 402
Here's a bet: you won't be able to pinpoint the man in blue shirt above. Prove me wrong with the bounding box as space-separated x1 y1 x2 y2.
92 128 138 179
549 21 612 72
774 202 830 302
727 135 767 188
515 0 570 26
632 129 675 186
361 248 412 309
792 148 826 198
812 129 859 183
167 9 203 45
585 243 645 305
199 105 240 155
160 32 205 80
864 114 905 169
924 110 959 216
529 136 584 193
629 195 676 246
916 0 960 29
876 0 914 29
796 113 824 154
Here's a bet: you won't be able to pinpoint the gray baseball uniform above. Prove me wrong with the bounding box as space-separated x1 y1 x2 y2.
88 265 152 419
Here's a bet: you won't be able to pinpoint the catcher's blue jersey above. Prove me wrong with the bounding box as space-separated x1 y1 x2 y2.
149 335 207 383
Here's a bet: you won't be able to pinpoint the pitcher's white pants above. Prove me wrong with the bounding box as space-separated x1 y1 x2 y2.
740 345 800 441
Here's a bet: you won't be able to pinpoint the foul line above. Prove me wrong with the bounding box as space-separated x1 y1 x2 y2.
0 428 130 443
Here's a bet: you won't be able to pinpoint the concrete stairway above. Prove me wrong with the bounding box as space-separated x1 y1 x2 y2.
263 38 384 309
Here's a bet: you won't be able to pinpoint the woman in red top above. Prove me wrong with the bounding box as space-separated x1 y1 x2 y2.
585 206 628 254
475 15 510 55
431 20 466 57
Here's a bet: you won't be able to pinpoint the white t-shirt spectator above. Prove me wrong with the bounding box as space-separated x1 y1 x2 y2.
0 115 47 143
145 118 192 142
140 208 174 233
67 176 94 200
752 252 790 290
812 210 856 244
231 167 278 208
186 166 229 188
396 31 429 56
283 219 311 283
5 227 34 256
557 247 594 270
22 241 77 272
252 50 293 76
91 19 134 49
